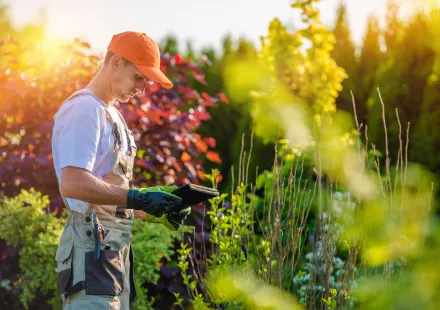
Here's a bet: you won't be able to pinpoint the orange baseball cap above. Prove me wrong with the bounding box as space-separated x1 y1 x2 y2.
107 31 173 89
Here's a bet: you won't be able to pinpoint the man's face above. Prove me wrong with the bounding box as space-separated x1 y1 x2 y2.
111 57 149 103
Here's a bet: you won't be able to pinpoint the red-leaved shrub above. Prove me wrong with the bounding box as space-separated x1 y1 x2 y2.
0 37 225 210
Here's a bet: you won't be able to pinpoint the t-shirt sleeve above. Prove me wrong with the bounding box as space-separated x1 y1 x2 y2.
54 96 102 172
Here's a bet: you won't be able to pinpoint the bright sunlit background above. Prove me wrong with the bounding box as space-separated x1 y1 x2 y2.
6 0 422 54
2 0 440 309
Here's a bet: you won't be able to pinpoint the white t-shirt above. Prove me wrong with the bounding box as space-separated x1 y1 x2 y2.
52 94 131 213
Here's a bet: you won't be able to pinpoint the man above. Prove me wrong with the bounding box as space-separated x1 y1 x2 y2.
51 31 191 310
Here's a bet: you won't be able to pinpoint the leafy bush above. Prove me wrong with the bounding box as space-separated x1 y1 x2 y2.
0 36 224 208
0 37 99 206
0 188 186 310
222 0 346 146
0 188 65 309
130 219 182 310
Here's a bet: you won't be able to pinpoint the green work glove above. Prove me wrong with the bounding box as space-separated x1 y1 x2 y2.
127 185 182 217
146 206 191 231
144 185 191 231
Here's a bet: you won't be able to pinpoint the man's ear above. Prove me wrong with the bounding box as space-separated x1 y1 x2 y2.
111 54 123 71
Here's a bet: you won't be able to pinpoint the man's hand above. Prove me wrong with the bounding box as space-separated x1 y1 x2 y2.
127 185 182 217
146 206 191 231
143 185 191 230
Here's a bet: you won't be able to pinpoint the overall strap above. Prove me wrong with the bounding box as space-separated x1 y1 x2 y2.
112 107 137 157
56 89 124 151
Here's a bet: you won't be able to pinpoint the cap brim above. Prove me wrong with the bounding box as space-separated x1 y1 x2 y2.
136 65 173 89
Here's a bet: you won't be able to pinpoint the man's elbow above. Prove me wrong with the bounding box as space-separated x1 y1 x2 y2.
60 167 86 198
60 180 74 198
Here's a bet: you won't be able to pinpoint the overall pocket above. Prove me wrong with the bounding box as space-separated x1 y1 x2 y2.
84 229 126 296
55 243 74 294
85 250 124 296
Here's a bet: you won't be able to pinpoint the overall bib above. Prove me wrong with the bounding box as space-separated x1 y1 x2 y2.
54 89 137 310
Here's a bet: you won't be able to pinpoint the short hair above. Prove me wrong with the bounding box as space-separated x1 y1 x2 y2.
104 50 115 65
103 50 132 67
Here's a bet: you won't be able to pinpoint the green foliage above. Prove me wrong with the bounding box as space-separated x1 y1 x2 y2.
412 8 440 174
170 2 440 310
294 244 355 307
173 292 184 309
322 289 337 310
350 216 440 309
222 0 346 148
208 269 302 310
0 188 184 310
367 11 436 164
172 3 440 310
0 188 65 309
160 34 179 55
384 2 405 56
176 242 210 309
3 2 440 310
196 35 275 195
130 219 182 310
260 1 346 113
208 183 250 272
176 243 193 289
356 14 381 126
0 188 60 247
174 169 254 309
0 1 45 52
19 226 64 309
413 71 440 173
331 2 358 115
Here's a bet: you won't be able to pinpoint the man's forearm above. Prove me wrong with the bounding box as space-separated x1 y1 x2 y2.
61 167 129 206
